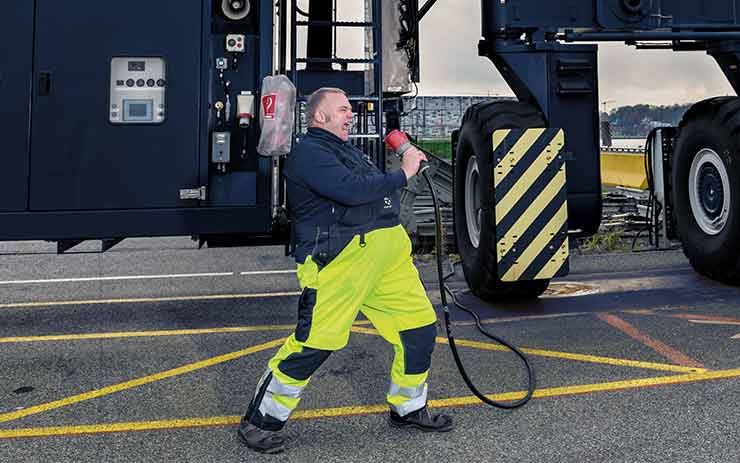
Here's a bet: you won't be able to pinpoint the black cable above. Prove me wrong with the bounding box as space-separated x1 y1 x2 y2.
417 151 536 409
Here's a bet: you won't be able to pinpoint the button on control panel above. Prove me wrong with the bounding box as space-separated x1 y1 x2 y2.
109 57 166 124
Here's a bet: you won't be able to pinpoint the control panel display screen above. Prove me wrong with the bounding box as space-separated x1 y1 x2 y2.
123 100 153 122
128 61 146 72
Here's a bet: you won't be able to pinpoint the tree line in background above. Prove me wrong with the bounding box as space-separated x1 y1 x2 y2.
604 103 693 138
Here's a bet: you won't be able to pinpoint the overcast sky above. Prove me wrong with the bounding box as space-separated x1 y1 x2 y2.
414 1 735 107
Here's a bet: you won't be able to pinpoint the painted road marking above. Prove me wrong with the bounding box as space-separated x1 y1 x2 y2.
0 291 302 310
240 270 296 276
0 338 287 424
0 323 696 372
597 313 705 370
2 367 739 440
0 321 373 344
667 313 740 326
0 325 295 344
732 333 740 339
0 272 235 285
0 325 701 425
688 320 740 326
349 326 704 373
0 269 297 286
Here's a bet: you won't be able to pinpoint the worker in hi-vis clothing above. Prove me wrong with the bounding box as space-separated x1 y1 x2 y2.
238 87 453 454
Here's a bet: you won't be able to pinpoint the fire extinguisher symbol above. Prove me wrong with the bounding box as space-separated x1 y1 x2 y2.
262 94 277 120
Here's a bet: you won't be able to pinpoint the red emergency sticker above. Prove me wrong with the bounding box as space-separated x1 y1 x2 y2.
262 94 277 120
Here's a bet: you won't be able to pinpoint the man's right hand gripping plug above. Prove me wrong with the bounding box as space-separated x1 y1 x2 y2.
401 147 428 180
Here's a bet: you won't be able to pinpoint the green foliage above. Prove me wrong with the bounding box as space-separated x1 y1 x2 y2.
581 230 628 253
417 139 452 159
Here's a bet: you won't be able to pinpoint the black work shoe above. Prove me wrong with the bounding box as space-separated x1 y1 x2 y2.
389 406 454 433
237 421 286 454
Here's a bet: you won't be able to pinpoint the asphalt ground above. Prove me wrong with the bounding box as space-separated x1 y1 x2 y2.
0 238 739 462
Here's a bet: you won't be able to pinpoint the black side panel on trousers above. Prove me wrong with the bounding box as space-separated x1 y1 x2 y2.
244 371 287 431
399 323 437 375
279 347 333 381
295 288 317 342
246 372 271 424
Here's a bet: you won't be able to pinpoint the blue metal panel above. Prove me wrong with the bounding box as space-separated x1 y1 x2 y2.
482 0 595 39
0 2 34 212
0 207 273 241
488 43 602 234
30 0 202 211
667 0 740 27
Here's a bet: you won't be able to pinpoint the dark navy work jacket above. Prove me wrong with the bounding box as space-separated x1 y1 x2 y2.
283 127 407 266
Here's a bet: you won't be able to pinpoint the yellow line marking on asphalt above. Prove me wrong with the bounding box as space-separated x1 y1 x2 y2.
0 292 302 310
454 312 589 326
349 327 704 373
2 367 739 439
0 326 295 343
440 337 705 374
0 338 286 424
0 321 373 344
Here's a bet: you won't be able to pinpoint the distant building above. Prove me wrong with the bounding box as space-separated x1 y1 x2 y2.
299 95 506 139
400 95 506 139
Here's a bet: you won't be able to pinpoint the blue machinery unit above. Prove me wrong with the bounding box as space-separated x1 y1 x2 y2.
4 1 740 294
0 1 277 246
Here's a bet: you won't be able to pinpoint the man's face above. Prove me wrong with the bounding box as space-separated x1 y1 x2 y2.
318 93 353 142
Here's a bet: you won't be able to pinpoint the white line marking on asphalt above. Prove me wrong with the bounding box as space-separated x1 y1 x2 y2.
0 273 235 285
239 270 296 276
732 333 740 339
0 269 298 286
687 319 740 326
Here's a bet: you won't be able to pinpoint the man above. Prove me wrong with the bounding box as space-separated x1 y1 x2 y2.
238 87 453 454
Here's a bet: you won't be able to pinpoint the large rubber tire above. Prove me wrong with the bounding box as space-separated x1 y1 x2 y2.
453 100 550 301
673 96 740 284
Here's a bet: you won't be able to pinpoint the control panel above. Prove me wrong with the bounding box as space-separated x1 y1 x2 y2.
109 57 166 124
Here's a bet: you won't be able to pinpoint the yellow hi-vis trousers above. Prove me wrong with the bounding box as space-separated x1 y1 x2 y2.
245 224 439 431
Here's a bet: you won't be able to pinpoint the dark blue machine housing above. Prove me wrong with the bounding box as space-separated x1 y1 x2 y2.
478 0 740 235
0 0 277 243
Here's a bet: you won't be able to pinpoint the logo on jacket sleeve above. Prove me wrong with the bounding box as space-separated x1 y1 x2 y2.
384 197 392 209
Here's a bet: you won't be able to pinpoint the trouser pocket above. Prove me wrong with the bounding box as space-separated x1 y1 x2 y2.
295 287 317 342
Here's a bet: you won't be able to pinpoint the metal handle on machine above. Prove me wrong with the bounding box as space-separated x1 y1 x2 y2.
39 72 53 96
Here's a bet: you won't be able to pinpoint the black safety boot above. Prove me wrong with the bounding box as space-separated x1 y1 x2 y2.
237 420 286 454
389 406 454 432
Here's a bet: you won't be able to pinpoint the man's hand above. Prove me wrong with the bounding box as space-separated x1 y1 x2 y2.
401 147 428 180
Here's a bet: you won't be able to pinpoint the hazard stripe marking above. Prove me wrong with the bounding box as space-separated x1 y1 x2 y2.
502 202 568 281
495 156 565 241
491 128 511 155
492 128 568 281
494 129 562 198
526 221 569 280
496 177 566 266
494 128 546 188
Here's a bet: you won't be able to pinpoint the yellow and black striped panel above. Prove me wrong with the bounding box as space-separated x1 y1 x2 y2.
492 128 569 282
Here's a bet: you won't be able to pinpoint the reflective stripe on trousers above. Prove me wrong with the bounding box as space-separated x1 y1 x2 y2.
388 382 428 417
256 368 305 423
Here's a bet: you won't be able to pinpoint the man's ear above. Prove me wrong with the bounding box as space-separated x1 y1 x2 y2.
316 111 327 124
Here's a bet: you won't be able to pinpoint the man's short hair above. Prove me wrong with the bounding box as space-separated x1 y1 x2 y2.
306 87 346 125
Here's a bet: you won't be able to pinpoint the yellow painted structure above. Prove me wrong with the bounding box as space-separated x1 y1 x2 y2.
600 149 648 189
